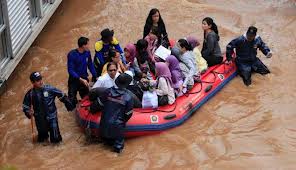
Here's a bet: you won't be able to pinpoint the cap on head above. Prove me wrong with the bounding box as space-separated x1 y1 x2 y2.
124 70 134 85
30 71 42 82
247 26 257 36
115 73 132 89
101 28 114 41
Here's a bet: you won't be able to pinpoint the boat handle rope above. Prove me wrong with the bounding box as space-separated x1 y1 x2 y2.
137 61 233 114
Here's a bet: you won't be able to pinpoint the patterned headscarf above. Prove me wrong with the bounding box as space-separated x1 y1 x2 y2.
124 43 136 64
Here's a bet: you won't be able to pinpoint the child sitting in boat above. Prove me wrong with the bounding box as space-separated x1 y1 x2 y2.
186 36 208 73
135 39 154 78
101 49 126 75
141 62 175 106
144 26 160 62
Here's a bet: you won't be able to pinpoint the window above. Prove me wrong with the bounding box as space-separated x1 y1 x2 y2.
42 0 54 12
0 33 5 63
0 1 8 66
42 0 48 5
0 1 3 25
29 0 38 19
42 0 54 7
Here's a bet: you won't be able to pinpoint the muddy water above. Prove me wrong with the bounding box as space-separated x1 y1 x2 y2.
1 0 296 169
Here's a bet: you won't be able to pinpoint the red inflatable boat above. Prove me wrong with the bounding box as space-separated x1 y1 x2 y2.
75 60 237 138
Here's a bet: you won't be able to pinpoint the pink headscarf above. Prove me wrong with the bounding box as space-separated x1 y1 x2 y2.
124 43 136 64
155 62 172 86
186 36 200 48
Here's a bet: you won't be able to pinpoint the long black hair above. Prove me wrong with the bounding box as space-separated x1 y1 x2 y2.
145 8 165 28
136 39 149 64
202 17 220 41
143 8 167 41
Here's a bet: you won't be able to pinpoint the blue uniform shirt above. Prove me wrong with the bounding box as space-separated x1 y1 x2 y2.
226 34 271 62
23 85 66 119
67 49 97 79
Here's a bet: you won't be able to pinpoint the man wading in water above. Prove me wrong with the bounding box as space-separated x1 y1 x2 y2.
22 72 74 143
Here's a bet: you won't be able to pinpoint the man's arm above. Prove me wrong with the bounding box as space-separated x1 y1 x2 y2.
22 90 32 119
226 36 242 61
87 52 97 78
49 85 75 111
67 51 80 79
257 37 271 56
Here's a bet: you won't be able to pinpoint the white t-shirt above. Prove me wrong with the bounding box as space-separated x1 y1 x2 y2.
92 72 120 89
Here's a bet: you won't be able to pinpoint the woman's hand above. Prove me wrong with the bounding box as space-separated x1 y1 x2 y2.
179 85 183 93
141 78 149 83
126 62 131 69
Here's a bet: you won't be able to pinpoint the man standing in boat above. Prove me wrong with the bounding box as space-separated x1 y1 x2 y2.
226 26 272 86
22 72 74 143
67 37 97 106
98 73 134 153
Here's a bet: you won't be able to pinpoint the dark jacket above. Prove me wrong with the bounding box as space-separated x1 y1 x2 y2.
226 34 271 63
99 87 134 139
201 31 222 59
94 38 125 76
67 49 97 79
143 23 169 48
23 85 73 120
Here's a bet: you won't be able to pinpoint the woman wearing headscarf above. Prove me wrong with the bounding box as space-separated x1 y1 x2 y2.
186 36 208 73
143 62 175 106
124 43 141 75
165 55 184 95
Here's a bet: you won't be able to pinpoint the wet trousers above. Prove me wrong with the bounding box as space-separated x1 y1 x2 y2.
68 76 89 106
236 58 270 86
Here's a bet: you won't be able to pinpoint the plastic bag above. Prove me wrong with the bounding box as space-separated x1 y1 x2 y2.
142 91 158 108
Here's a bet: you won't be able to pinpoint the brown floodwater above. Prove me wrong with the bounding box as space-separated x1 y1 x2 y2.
1 0 296 169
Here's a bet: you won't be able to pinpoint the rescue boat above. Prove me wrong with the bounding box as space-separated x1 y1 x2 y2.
75 59 237 138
